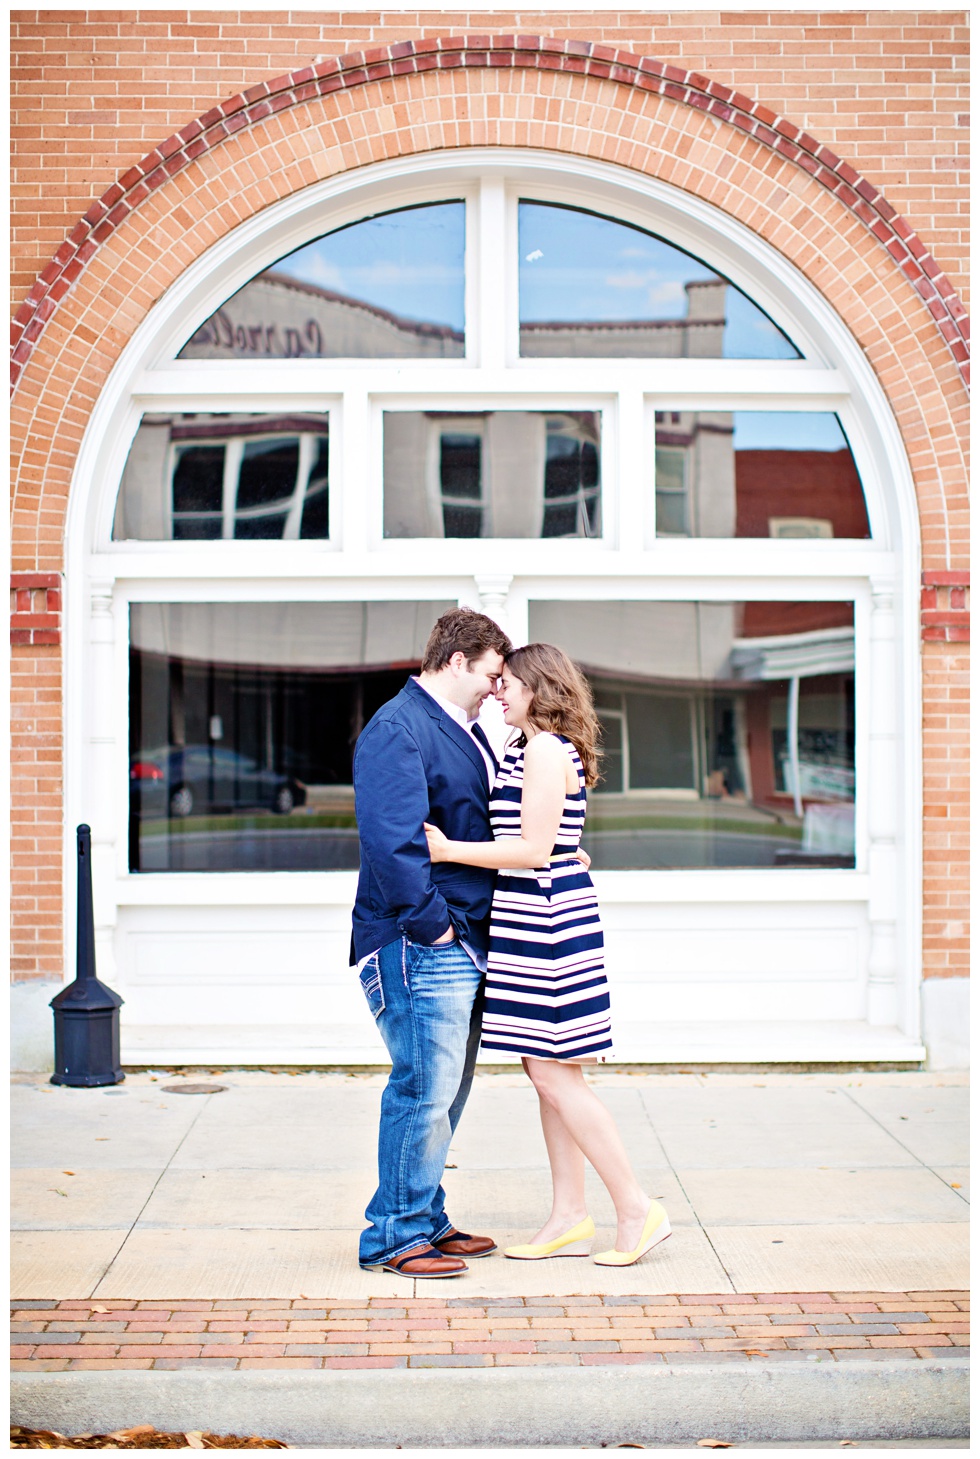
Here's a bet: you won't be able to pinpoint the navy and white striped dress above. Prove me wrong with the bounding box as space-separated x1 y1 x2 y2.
481 734 613 1061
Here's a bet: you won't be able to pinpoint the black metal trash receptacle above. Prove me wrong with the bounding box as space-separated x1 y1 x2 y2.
50 824 124 1087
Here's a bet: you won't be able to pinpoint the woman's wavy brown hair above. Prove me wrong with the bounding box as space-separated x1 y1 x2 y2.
505 642 602 788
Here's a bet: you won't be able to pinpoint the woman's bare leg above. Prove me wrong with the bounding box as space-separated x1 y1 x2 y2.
520 1057 588 1243
530 1097 589 1243
526 1057 651 1252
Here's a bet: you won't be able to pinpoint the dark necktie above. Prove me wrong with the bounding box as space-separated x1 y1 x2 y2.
470 721 499 776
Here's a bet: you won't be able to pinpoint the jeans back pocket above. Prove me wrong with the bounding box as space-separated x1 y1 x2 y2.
358 953 385 1021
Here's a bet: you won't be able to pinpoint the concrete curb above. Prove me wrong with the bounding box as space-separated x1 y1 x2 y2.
11 1360 970 1446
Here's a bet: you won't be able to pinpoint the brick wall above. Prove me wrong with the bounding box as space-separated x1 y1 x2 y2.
10 577 64 978
8 12 969 1001
10 10 970 314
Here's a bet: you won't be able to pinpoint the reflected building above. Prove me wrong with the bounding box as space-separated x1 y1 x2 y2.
521 278 727 358
180 271 465 361
529 600 855 870
655 409 870 540
113 413 331 542
384 410 601 539
128 598 855 874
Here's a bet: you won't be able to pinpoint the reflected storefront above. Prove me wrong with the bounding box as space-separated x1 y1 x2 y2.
128 598 855 875
128 601 451 871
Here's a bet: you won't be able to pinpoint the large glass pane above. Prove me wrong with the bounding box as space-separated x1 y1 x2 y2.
178 202 465 360
128 600 453 871
519 202 800 360
528 599 855 869
654 411 870 539
384 410 601 539
112 413 330 541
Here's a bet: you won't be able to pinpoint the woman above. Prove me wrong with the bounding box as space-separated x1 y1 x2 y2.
425 643 670 1267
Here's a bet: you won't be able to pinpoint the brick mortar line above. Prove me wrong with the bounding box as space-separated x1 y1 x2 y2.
11 1294 969 1370
9 35 970 395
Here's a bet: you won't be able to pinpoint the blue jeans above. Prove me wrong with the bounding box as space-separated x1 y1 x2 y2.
358 935 484 1266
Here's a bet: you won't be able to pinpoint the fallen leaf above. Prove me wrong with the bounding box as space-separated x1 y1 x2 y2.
840 1443 857 1448
697 1443 732 1450
744 1348 767 1355
108 1426 156 1440
62 1170 75 1175
185 1431 206 1448
51 1189 68 1197
951 1182 962 1189
92 1305 111 1314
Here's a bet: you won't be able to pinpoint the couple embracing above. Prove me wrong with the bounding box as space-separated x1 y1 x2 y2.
351 608 670 1279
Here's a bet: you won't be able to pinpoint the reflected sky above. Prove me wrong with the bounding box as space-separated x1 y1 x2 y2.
732 412 849 451
519 202 799 359
268 201 466 330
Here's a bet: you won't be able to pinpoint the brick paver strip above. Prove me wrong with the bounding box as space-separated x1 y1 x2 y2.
9 1294 968 1371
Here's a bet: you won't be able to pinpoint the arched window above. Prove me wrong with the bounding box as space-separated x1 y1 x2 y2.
70 153 917 1061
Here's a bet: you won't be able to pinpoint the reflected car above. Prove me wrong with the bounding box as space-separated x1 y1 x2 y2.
130 746 307 818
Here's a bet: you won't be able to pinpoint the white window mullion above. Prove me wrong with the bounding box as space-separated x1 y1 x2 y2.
341 389 371 551
615 387 646 552
476 177 508 370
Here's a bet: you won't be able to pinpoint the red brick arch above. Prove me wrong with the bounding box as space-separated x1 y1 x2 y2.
8 34 970 394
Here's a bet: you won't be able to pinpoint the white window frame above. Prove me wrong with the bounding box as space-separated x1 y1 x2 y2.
63 148 923 1040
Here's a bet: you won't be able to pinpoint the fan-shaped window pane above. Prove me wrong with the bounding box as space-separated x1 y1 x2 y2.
178 202 465 360
519 202 800 360
654 411 870 539
112 413 330 541
383 410 602 539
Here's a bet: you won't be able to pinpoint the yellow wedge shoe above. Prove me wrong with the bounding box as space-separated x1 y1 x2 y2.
504 1216 595 1260
592 1201 671 1267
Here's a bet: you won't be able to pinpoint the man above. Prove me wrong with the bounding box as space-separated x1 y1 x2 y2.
351 607 513 1278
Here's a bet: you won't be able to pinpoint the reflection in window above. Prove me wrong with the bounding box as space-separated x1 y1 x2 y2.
519 202 800 360
654 411 870 539
178 202 465 360
383 411 601 539
112 414 330 541
528 599 855 869
128 601 454 871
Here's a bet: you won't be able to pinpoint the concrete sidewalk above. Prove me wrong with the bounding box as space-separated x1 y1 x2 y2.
10 1068 970 1445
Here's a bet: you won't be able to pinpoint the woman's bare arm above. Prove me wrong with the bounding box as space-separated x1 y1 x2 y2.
425 733 569 870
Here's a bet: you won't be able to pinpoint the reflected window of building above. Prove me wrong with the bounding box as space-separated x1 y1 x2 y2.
178 202 465 360
653 410 870 539
112 414 330 542
528 599 855 869
519 201 800 360
383 411 601 539
654 444 689 537
128 600 454 871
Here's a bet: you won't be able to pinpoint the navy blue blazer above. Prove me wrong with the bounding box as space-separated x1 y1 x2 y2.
350 677 497 964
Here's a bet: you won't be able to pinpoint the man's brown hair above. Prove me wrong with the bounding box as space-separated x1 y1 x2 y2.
421 607 512 673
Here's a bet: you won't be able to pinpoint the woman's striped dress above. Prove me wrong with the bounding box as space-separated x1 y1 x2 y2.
481 734 613 1061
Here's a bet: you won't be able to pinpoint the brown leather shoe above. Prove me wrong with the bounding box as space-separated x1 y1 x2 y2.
380 1243 468 1279
433 1227 498 1259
